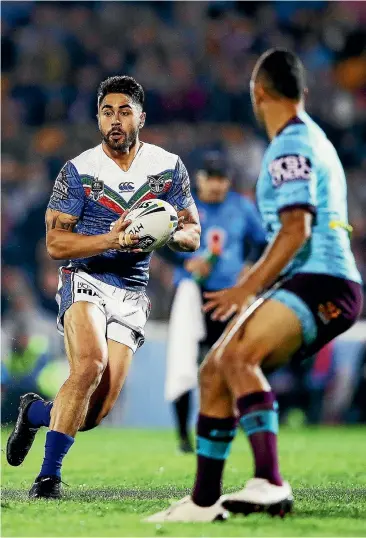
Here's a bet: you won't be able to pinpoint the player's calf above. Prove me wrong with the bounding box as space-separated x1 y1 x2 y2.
50 356 106 436
28 353 107 499
79 397 110 432
190 354 237 507
146 353 236 522
79 348 132 431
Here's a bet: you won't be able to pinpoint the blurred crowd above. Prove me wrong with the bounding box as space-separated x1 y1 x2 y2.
2 0 366 333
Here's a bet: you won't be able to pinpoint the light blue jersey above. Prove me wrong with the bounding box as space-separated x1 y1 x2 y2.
256 111 362 284
173 192 266 290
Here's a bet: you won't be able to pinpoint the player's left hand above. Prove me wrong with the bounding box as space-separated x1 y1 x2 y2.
169 215 185 242
203 286 254 322
109 212 143 253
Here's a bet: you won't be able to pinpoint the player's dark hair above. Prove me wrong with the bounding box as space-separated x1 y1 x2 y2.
97 76 145 109
256 48 306 100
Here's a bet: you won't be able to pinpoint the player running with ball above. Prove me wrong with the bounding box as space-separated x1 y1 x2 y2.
7 76 200 499
147 48 363 522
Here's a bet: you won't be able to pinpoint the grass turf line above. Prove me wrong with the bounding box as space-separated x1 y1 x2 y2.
2 427 366 537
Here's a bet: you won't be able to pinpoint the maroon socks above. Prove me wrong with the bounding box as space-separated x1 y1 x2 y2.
237 390 282 486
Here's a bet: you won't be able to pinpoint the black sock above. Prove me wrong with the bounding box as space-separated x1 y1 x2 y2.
173 391 191 441
192 414 237 506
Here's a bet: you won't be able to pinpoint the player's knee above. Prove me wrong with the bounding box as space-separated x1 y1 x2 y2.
219 339 264 377
199 353 219 391
199 353 225 399
199 351 233 414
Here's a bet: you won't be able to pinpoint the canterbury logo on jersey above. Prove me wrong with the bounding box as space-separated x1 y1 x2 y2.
119 182 135 192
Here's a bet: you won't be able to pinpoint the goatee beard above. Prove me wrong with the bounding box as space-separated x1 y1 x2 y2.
101 131 137 153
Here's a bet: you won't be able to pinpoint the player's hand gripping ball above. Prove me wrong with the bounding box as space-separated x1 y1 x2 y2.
124 200 178 252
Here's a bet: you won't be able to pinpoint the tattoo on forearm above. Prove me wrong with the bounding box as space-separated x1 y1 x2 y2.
59 221 75 231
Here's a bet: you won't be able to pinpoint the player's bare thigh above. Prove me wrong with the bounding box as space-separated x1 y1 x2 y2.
81 339 133 430
212 299 303 377
63 302 108 374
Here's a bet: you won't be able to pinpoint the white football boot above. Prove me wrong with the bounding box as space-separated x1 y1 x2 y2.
144 495 229 523
221 478 293 518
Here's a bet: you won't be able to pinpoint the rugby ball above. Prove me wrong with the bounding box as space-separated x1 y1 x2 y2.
124 200 178 252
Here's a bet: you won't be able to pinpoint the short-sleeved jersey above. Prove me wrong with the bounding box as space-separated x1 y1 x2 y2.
48 143 194 290
256 111 361 283
174 192 266 290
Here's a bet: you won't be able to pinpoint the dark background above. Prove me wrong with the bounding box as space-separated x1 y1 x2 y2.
1 1 366 424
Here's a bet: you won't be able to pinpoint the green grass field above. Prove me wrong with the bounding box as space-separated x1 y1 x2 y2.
2 427 366 537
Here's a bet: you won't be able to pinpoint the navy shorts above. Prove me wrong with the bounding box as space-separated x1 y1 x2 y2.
270 273 363 361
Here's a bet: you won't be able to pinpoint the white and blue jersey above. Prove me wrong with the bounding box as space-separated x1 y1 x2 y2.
257 111 361 284
48 143 194 290
173 192 266 290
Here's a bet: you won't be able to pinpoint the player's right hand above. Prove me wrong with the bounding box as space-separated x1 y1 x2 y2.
107 211 142 253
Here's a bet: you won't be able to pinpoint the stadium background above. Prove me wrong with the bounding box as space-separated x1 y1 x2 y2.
2 1 366 426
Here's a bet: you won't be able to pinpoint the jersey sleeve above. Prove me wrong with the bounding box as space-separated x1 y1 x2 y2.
268 137 318 216
47 161 85 217
165 157 194 211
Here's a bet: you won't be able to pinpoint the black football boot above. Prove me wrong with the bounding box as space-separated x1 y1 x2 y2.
6 393 44 466
29 475 62 499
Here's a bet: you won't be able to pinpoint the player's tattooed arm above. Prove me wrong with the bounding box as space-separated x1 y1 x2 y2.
46 209 79 233
45 209 140 260
168 204 201 252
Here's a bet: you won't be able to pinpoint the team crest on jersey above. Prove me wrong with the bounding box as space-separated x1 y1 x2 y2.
147 174 167 195
90 179 104 201
318 302 342 324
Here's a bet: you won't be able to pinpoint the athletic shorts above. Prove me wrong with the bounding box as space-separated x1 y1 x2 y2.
268 273 363 362
56 268 151 352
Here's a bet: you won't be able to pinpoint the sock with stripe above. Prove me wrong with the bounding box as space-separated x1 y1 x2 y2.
238 390 282 486
39 430 74 479
27 400 53 428
192 414 237 507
